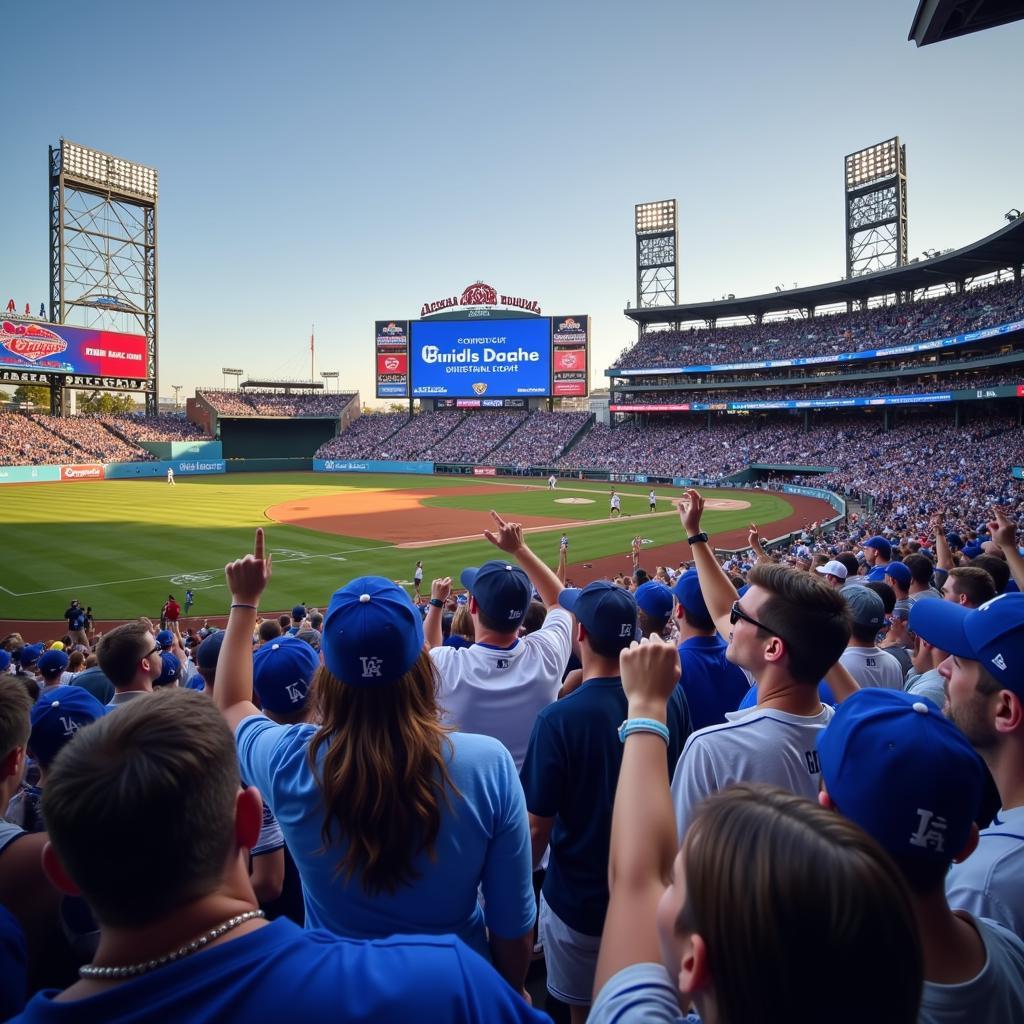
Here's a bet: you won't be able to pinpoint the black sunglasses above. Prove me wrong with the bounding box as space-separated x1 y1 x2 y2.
729 601 786 642
143 645 163 660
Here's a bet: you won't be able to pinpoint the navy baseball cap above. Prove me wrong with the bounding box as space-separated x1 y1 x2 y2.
196 630 225 671
37 649 69 678
671 571 714 631
883 561 912 588
29 685 107 766
291 605 307 620
0 650 10 673
559 581 639 653
155 629 175 650
460 560 532 628
910 593 1024 696
154 652 181 687
322 576 423 686
863 536 892 560
818 688 984 876
20 644 44 667
635 580 674 621
843 586 885 630
253 635 320 713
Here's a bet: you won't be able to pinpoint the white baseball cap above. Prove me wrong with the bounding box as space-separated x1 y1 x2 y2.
815 559 849 581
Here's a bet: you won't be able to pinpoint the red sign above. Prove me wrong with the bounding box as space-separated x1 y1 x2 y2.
553 380 587 397
420 282 541 317
1018 385 1024 397
60 464 105 481
554 349 585 372
473 466 497 476
377 353 408 374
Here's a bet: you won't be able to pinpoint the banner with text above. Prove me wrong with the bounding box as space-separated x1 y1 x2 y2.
375 320 410 398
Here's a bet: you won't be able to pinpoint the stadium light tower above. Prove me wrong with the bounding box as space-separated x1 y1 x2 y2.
171 384 182 408
320 370 339 392
222 367 244 388
844 137 908 278
50 140 159 414
635 200 679 309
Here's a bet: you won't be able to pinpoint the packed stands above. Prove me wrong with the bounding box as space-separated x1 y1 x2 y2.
29 415 154 463
379 411 467 459
486 411 592 466
0 412 87 466
196 389 354 417
314 413 408 459
101 414 212 441
614 280 1024 370
425 411 529 462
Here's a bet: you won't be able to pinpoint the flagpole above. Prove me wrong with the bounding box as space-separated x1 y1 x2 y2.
311 323 315 382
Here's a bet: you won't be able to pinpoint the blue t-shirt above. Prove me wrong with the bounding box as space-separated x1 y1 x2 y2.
0 904 26 1021
738 679 837 710
235 717 535 957
12 918 547 1024
520 676 691 936
677 635 749 731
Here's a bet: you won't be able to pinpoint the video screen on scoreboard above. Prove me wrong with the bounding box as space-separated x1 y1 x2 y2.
410 318 552 398
0 318 148 378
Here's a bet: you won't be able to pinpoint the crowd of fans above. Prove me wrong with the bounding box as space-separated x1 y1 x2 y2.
100 414 212 442
613 369 1018 407
4 489 1024 1022
0 414 88 467
614 279 1024 370
376 410 468 460
313 412 409 459
486 411 592 467
30 416 153 463
425 411 529 462
197 390 354 417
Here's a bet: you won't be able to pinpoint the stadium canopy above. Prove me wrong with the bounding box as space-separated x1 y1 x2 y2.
624 216 1024 327
240 378 324 391
908 0 1024 46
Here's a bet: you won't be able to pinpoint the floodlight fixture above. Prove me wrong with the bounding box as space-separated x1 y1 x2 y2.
222 367 244 375
635 200 676 235
844 137 908 278
634 199 679 310
61 140 158 202
844 138 900 192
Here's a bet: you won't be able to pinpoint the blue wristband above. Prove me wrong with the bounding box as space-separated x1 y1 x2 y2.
617 717 670 744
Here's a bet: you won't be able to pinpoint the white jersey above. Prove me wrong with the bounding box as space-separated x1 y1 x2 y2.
919 914 1024 1024
413 566 423 583
429 606 572 771
671 702 834 840
839 646 905 689
611 495 620 510
947 805 1024 939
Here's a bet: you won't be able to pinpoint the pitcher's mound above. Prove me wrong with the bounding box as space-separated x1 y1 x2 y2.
672 497 751 511
555 497 595 504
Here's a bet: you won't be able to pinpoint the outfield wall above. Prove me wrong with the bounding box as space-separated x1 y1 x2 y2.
140 440 224 460
0 459 225 485
314 458 435 474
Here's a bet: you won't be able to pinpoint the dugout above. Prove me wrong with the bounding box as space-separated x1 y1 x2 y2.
218 417 337 459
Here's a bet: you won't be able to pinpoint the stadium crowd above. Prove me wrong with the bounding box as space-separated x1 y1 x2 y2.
614 280 1024 370
3 490 1024 1023
425 411 529 462
313 412 409 459
487 411 592 467
197 390 354 417
29 416 153 463
101 414 212 442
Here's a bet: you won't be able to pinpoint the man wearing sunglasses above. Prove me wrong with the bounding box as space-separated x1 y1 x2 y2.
96 622 164 709
670 490 855 840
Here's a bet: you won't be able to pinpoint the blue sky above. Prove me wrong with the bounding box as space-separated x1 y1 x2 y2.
2 1 1022 404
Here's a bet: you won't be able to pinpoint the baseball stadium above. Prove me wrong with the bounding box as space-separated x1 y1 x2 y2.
4 3 1024 1022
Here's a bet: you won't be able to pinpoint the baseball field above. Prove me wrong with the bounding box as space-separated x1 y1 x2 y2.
0 472 833 632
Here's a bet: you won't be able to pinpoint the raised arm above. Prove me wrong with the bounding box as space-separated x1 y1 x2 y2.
990 505 1024 591
679 490 739 641
423 576 452 650
214 528 272 731
593 636 682 996
931 513 953 572
748 523 771 565
484 510 564 609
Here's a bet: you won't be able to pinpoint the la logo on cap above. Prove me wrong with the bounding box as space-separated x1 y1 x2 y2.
992 654 1007 671
360 656 383 678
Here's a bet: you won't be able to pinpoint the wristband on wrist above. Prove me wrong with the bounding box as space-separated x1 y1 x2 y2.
617 717 670 744
428 598 444 608
230 603 258 610
687 532 709 546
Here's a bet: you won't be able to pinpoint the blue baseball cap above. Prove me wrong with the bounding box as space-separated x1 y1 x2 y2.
37 649 69 678
20 644 44 667
29 685 107 766
196 630 225 671
0 650 10 673
883 561 912 588
460 560 532 629
155 629 175 650
818 688 984 876
154 652 181 687
910 593 1024 696
253 635 320 713
322 576 423 686
671 571 714 631
558 581 639 653
863 536 892 560
635 580 674 621
291 605 307 621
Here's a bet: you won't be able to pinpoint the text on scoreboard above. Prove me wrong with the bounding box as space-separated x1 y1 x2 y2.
0 318 148 378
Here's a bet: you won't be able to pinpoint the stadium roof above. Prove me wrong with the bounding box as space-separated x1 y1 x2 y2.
908 0 1024 46
625 216 1024 327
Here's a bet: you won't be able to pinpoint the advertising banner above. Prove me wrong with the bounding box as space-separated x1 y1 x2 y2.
314 458 433 474
60 464 105 481
410 318 552 398
0 465 61 484
551 315 589 397
375 320 410 399
473 466 497 476
0 318 148 378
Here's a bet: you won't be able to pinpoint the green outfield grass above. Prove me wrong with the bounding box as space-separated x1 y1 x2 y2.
0 473 792 621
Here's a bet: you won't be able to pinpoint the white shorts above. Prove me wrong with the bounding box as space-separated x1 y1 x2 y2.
538 892 601 1006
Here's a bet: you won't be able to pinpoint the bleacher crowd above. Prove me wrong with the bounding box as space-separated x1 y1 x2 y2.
197 390 355 417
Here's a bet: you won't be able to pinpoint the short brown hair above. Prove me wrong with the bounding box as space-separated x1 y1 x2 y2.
258 618 283 644
746 563 851 686
947 566 997 608
903 554 934 586
679 783 922 1023
0 674 33 756
42 689 240 927
96 621 153 688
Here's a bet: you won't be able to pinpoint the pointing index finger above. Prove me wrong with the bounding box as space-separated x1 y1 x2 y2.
254 528 265 561
490 509 507 529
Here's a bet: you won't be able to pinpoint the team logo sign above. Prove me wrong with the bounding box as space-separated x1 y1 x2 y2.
383 356 401 371
472 382 488 395
381 322 404 335
460 282 498 306
1 321 69 362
